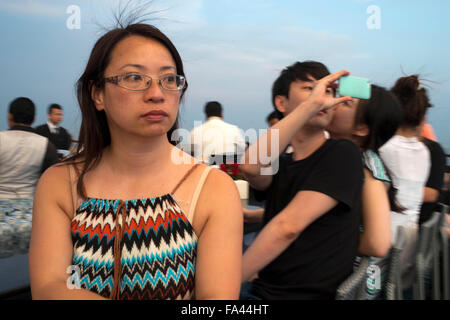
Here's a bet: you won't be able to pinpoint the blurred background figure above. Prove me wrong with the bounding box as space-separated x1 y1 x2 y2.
418 135 446 226
185 101 246 163
266 110 282 127
0 97 58 200
420 122 437 142
35 104 72 158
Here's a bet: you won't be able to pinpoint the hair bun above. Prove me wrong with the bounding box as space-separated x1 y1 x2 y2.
391 74 430 128
392 75 420 101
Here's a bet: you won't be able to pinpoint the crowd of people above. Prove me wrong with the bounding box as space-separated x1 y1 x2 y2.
0 18 449 300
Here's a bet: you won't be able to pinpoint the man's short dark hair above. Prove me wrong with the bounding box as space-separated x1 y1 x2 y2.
9 97 35 125
271 61 332 109
48 103 63 115
204 101 222 118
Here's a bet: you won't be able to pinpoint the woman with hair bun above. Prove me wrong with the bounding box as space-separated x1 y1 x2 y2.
378 75 432 289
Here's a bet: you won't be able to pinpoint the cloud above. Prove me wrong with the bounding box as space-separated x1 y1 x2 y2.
167 20 375 131
177 23 371 79
0 0 64 17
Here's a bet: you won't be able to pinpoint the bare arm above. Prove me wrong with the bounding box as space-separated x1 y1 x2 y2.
423 187 440 203
29 165 107 300
358 169 391 258
243 208 264 223
242 191 338 282
240 70 351 191
194 169 243 299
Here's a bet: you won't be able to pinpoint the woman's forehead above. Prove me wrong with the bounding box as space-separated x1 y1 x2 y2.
108 35 176 71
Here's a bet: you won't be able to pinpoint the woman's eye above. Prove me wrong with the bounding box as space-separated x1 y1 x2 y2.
343 100 352 107
164 75 176 83
304 86 313 90
124 74 143 82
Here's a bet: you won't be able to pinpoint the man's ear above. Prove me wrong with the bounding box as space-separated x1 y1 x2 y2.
91 83 105 111
274 95 287 114
353 124 369 137
7 113 14 128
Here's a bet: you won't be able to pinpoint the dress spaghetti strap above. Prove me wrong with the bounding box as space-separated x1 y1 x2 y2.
187 166 211 222
171 163 200 195
68 164 78 215
170 163 212 222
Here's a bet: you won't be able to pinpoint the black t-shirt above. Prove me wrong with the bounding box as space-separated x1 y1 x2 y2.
419 138 446 225
251 139 364 300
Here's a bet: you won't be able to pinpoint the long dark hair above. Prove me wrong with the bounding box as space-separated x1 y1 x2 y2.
67 23 187 198
354 85 403 152
354 85 404 213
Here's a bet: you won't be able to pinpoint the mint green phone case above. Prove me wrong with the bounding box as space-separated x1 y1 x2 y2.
338 76 371 99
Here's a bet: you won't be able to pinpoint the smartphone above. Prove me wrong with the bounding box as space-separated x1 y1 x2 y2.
338 76 371 99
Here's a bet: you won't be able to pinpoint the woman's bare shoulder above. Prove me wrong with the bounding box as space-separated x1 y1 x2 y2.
200 166 241 204
35 162 80 219
39 163 70 184
203 165 233 183
40 159 84 182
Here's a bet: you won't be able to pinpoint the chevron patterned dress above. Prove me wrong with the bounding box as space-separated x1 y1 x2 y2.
71 195 197 300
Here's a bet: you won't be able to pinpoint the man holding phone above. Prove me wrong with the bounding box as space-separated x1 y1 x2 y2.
240 61 364 300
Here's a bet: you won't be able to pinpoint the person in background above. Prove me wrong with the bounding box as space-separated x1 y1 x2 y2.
240 61 363 300
420 122 437 142
418 137 446 225
29 22 242 300
0 97 58 200
418 112 445 227
327 85 403 257
379 75 432 290
185 101 246 163
266 110 282 127
35 104 72 158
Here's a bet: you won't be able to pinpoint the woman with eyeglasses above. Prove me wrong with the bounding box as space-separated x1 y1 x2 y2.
28 23 243 300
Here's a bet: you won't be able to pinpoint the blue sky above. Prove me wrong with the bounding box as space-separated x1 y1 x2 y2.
1 0 449 150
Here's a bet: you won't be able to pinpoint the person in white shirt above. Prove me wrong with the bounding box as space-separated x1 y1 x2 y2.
379 75 432 289
185 101 246 163
0 97 58 199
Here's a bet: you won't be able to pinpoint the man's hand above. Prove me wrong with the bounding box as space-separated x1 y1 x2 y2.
302 70 352 116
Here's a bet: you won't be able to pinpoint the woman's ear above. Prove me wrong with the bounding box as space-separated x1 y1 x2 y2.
274 95 287 114
91 82 105 111
353 124 369 137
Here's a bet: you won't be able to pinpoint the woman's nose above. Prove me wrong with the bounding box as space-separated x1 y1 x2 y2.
142 79 165 103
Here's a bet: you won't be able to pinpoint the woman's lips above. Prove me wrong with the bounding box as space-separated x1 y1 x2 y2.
142 110 168 121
